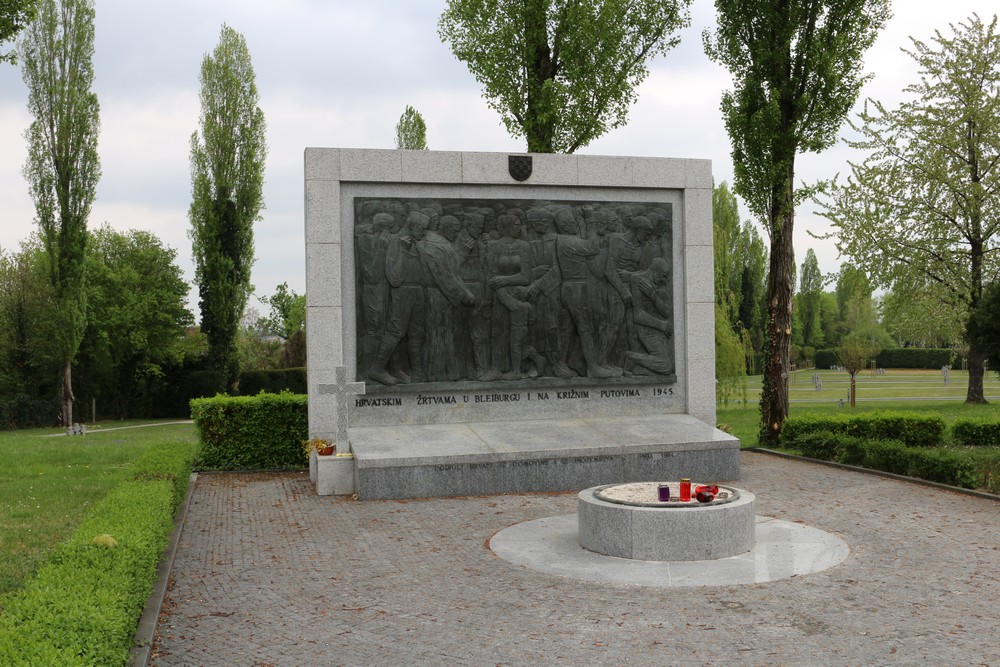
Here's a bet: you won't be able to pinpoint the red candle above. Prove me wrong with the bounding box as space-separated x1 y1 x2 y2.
679 478 691 502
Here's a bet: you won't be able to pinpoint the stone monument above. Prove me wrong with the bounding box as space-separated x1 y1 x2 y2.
305 148 739 498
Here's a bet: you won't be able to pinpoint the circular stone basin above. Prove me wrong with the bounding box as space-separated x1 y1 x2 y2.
578 482 755 562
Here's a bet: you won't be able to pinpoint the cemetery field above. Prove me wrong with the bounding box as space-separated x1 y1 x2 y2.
0 421 197 599
718 369 1000 447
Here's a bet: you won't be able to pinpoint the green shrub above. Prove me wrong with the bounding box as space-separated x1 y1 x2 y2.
875 348 957 370
238 367 307 395
0 480 179 665
815 349 837 369
788 430 862 461
905 448 980 489
861 439 911 475
130 440 197 506
951 419 1000 447
781 412 945 448
190 391 308 470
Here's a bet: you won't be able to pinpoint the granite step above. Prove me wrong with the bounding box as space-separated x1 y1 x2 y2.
348 414 740 500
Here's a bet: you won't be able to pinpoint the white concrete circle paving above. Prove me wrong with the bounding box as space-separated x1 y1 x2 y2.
490 513 848 587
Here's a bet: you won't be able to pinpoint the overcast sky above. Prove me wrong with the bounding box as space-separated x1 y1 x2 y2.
0 1 992 317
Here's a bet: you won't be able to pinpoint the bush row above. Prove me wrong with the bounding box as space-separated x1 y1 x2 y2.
783 430 996 492
814 348 959 370
0 393 61 429
191 391 308 470
951 419 1000 447
0 440 196 666
780 411 946 448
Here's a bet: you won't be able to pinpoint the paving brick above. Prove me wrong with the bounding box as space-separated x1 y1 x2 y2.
151 454 1000 666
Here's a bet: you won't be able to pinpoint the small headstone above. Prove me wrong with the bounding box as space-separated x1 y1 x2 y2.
66 423 86 436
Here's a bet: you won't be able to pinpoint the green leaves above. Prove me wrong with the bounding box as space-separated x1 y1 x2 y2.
190 24 267 389
395 105 429 149
439 0 692 153
191 392 308 470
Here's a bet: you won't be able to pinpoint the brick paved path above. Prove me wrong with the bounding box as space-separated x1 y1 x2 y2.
151 452 999 666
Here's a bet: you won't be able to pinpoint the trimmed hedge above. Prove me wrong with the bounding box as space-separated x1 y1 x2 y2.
191 391 308 470
877 348 957 370
815 348 959 370
0 439 196 666
781 411 946 448
238 367 307 396
951 419 1000 447
778 428 998 492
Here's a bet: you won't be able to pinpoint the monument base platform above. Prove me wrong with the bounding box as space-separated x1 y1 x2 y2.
333 414 739 500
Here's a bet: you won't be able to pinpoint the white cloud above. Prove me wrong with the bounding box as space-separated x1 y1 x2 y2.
1 0 996 305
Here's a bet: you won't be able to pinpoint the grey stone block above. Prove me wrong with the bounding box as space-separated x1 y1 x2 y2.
304 147 341 181
340 148 402 182
401 150 463 183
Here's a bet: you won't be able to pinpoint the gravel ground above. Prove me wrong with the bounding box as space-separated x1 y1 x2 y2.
150 451 999 666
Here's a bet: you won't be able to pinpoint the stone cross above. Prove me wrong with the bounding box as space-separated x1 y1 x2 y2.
317 367 366 449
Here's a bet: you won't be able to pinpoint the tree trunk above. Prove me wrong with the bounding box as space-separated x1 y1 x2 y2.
966 343 988 404
758 217 795 445
758 164 796 447
850 372 857 407
61 359 74 428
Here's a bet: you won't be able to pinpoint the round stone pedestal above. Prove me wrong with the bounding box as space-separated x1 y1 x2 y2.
578 483 755 561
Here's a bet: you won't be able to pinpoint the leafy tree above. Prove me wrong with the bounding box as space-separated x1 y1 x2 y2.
797 249 825 349
20 0 100 427
259 282 306 369
836 332 881 407
189 24 267 392
259 282 305 341
879 278 964 349
714 181 768 355
1 0 36 64
704 0 890 445
967 281 1000 374
816 15 1000 404
439 0 692 153
236 306 282 372
75 225 194 419
0 241 60 401
395 105 428 149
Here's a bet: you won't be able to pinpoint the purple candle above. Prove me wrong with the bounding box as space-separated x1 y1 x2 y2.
657 484 670 502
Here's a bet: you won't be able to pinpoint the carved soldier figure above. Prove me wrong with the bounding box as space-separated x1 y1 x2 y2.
486 214 544 380
601 215 654 367
453 212 492 380
368 211 431 386
525 208 574 379
418 215 476 382
553 206 616 378
356 212 394 373
625 257 674 376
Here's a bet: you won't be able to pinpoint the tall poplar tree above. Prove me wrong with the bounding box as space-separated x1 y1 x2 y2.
704 0 890 445
439 0 692 153
20 0 100 427
394 105 428 149
189 24 267 391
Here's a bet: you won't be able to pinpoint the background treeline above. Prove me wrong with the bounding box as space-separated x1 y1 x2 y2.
713 181 978 401
0 226 304 429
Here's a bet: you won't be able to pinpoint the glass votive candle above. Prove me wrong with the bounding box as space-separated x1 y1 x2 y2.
657 484 670 502
679 478 691 502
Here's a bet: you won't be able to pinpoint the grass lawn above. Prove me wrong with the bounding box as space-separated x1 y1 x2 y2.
718 368 1000 447
0 421 197 599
